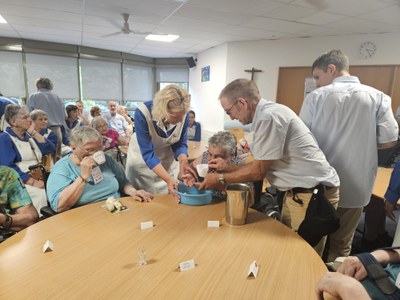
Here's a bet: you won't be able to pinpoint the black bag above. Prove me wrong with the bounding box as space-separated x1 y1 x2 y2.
297 188 340 247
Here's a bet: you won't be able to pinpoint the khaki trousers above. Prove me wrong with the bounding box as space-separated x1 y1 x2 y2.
281 187 340 257
326 207 363 263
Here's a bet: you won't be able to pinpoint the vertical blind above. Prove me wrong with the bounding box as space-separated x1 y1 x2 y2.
25 53 79 99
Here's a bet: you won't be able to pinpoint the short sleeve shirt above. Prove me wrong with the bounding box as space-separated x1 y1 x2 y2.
0 166 32 212
251 98 339 191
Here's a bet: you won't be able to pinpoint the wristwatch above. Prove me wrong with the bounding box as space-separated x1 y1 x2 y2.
218 173 227 186
0 213 13 230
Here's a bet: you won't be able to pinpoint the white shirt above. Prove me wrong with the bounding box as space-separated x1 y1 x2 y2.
300 76 398 208
251 98 339 191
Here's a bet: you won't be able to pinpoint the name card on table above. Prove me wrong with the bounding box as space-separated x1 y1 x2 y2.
43 240 54 253
247 260 259 278
208 220 220 228
140 221 154 230
179 259 196 272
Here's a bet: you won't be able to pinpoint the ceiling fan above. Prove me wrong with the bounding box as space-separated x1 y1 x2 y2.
102 13 151 37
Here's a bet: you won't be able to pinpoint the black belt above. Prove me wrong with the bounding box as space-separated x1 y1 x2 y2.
291 184 335 194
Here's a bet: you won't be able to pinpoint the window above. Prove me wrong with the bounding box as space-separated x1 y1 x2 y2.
0 51 25 98
123 64 154 101
80 59 122 100
25 53 79 99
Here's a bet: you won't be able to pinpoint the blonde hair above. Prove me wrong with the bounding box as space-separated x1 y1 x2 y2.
152 85 190 123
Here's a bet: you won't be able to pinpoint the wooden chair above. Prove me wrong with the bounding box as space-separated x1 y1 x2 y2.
228 127 245 142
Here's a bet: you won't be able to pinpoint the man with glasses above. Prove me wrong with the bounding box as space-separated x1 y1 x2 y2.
198 78 340 257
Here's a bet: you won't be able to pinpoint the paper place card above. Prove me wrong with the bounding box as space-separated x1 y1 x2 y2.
208 220 220 228
140 221 154 230
247 260 259 278
179 259 196 272
43 240 54 253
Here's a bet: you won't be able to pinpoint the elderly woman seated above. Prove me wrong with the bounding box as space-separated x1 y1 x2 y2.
46 126 152 213
0 104 55 214
182 131 243 200
91 116 128 160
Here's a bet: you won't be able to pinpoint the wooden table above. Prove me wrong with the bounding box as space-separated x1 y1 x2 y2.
0 195 329 299
373 167 393 199
188 140 207 161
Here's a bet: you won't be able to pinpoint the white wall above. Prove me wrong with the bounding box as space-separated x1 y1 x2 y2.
190 32 400 133
188 43 228 140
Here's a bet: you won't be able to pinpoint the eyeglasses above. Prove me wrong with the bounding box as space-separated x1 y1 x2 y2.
225 100 239 117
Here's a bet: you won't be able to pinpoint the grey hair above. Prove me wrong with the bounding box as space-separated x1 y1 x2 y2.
70 126 102 146
219 78 260 104
30 109 48 120
90 116 108 129
208 131 237 156
4 104 28 124
35 77 53 90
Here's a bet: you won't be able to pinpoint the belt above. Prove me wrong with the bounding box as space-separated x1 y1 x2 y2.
291 184 335 194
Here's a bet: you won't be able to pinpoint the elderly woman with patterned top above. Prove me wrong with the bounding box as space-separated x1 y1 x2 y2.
125 84 196 199
91 116 128 160
0 104 55 214
46 126 152 213
181 131 243 200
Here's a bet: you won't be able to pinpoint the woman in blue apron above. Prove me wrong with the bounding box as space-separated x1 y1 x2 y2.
125 85 195 199
0 104 55 215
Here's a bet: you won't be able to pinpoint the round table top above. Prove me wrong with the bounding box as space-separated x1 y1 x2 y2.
0 195 329 299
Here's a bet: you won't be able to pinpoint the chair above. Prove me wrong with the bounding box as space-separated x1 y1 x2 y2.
378 140 400 167
228 127 245 142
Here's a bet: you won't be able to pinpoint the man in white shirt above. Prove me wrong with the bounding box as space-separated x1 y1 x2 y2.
300 50 399 262
104 101 130 138
198 78 340 257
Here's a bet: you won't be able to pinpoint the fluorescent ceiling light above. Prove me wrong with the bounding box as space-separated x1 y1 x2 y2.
0 15 7 24
145 34 179 42
7 45 22 51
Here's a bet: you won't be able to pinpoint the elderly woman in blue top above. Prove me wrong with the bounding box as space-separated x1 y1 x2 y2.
125 84 195 199
46 126 153 213
0 104 55 214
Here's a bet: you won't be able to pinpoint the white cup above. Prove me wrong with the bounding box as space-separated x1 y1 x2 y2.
92 150 106 165
196 164 209 177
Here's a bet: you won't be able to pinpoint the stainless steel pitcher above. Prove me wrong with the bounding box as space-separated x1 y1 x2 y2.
226 183 252 225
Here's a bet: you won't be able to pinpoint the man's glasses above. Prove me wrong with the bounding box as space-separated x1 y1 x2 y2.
225 100 239 117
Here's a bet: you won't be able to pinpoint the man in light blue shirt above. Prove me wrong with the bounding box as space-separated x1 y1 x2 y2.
300 50 398 262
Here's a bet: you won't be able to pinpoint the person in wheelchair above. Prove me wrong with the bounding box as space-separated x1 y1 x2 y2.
181 131 244 201
0 104 55 214
91 116 128 161
1 165 39 242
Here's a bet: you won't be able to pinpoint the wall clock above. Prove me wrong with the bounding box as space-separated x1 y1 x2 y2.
359 41 377 59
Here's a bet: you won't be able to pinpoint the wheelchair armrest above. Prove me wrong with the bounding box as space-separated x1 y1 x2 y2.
40 206 57 218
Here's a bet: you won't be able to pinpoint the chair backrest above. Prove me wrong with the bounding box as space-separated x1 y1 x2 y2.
228 127 244 142
378 140 400 167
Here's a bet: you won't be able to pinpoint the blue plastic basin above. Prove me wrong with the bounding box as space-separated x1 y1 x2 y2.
176 182 213 206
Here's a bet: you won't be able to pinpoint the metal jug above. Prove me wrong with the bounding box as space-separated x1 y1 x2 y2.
226 183 252 225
